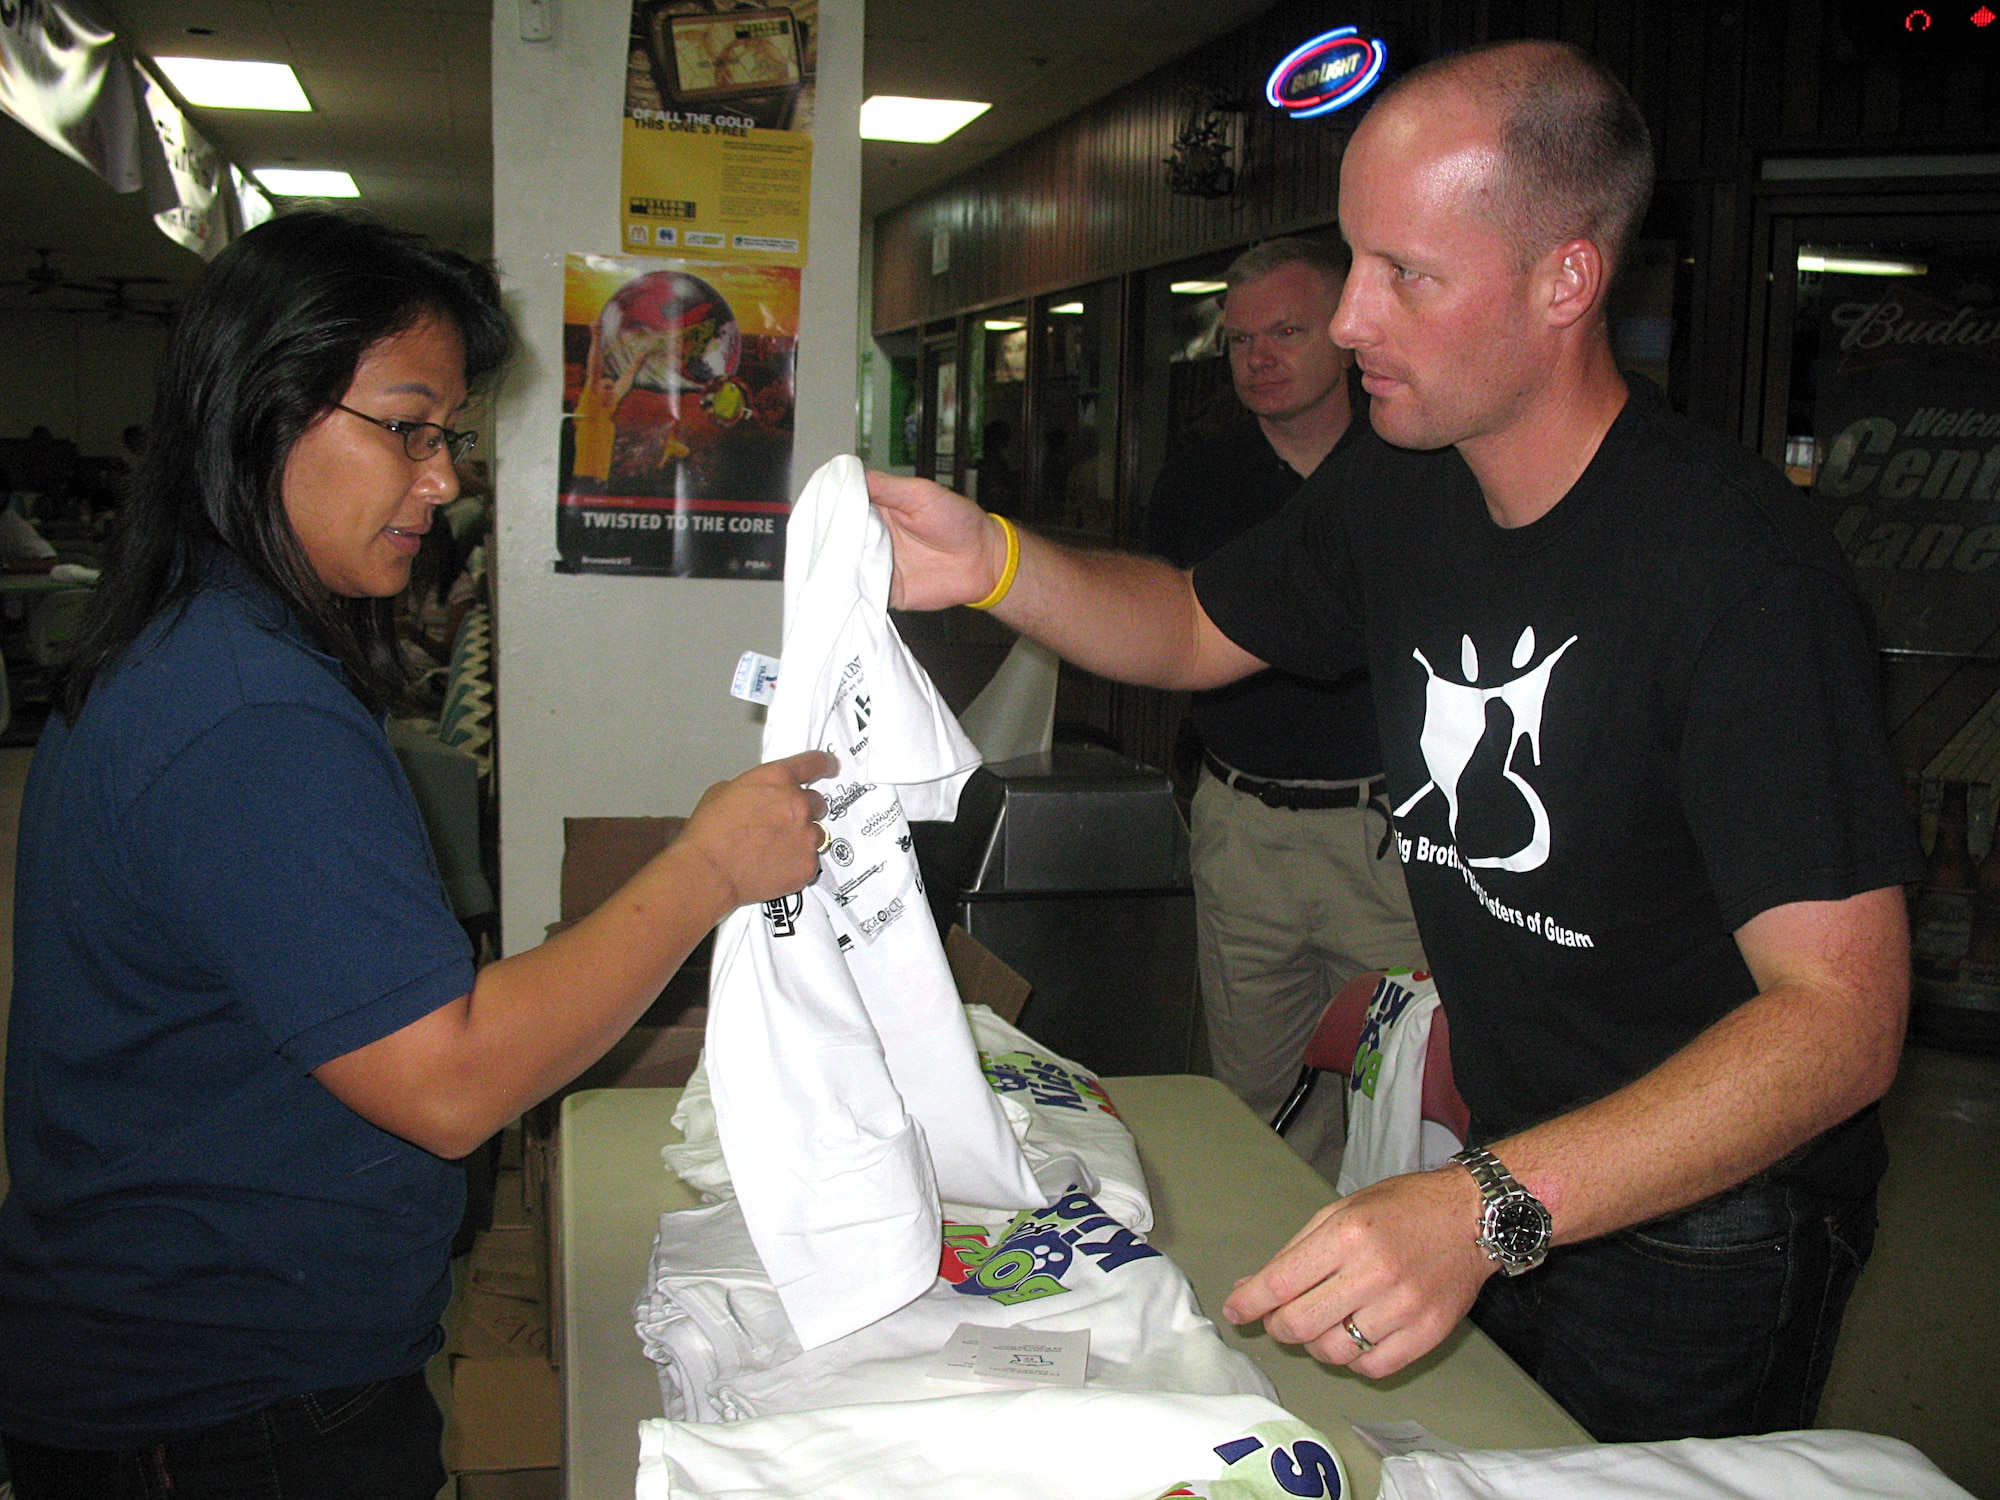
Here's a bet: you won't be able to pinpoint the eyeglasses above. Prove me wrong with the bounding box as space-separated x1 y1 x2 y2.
334 403 478 464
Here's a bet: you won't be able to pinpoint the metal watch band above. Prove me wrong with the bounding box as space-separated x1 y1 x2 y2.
1454 1145 1517 1196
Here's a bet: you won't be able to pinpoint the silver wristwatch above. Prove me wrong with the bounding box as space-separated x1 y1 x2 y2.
1451 1146 1552 1276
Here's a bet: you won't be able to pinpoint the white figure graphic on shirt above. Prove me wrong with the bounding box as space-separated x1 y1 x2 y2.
1393 625 1578 873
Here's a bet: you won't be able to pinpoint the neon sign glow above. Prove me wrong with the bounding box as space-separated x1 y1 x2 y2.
1266 26 1387 119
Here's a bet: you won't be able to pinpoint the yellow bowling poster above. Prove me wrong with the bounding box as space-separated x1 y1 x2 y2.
620 0 815 269
557 251 800 579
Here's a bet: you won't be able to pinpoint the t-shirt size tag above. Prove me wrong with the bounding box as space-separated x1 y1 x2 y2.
1349 1419 1461 1458
730 650 780 705
927 1322 1090 1387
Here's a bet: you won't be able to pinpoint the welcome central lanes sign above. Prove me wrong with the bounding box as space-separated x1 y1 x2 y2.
1266 26 1387 118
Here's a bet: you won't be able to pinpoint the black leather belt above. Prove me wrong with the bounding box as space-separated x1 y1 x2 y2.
1204 751 1385 812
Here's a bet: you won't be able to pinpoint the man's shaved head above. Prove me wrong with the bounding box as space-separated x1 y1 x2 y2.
1373 41 1654 273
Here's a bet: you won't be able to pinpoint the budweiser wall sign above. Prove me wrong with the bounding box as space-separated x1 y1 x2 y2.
1266 26 1386 119
1815 280 2000 653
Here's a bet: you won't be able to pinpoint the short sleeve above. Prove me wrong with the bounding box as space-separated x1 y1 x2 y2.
128 703 475 1070
1678 565 1924 930
1192 462 1368 683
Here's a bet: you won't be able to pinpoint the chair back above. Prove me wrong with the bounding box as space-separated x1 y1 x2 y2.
1302 969 1470 1136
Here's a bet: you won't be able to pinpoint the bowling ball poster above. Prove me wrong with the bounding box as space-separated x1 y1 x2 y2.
558 251 799 579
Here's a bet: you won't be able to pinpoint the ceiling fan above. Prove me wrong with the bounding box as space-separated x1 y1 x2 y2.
0 248 177 321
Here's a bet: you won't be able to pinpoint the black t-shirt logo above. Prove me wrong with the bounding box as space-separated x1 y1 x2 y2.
1393 626 1577 874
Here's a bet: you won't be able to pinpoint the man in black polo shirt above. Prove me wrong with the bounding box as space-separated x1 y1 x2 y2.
1144 238 1425 1179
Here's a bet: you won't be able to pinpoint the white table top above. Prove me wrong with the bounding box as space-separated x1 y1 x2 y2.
556 1075 1588 1499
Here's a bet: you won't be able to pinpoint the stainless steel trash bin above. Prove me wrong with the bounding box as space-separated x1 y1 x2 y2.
914 743 1197 1076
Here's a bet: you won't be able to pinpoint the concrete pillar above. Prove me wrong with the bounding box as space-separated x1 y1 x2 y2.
490 0 863 952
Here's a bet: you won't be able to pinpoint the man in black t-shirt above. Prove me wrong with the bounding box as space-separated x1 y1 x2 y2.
1144 238 1425 1181
867 40 1919 1443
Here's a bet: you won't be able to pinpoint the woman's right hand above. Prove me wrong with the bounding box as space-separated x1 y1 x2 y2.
674 749 837 919
865 470 1010 611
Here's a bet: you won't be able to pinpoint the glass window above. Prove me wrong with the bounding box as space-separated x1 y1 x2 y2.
964 302 1028 517
1032 283 1119 538
1131 253 1238 541
921 325 959 485
871 327 920 474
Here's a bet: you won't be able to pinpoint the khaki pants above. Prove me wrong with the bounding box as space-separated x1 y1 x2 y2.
1191 766 1428 1184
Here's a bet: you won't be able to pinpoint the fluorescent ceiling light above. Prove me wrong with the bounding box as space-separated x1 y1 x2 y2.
1049 302 1085 314
255 168 359 198
1797 250 1926 276
154 57 311 111
859 96 991 143
1171 279 1228 295
983 318 1024 330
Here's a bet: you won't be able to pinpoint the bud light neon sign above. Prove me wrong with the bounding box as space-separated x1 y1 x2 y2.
1267 27 1387 118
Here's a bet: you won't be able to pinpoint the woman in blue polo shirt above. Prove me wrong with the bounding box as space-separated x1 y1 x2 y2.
0 212 829 1499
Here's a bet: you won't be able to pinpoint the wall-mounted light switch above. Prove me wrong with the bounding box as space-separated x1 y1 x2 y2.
518 0 554 43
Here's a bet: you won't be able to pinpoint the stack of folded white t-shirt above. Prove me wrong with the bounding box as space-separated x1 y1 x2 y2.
639 1014 1264 1421
662 1007 1151 1233
637 1389 1345 1500
633 1185 1270 1423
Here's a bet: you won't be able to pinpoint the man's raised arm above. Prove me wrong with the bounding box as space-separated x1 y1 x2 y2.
866 471 1266 692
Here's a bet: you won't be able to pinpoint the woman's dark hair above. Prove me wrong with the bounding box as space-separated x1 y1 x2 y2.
60 210 513 719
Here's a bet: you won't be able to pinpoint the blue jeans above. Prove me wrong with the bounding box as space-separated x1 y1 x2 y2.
1470 1180 1876 1442
2 1369 445 1500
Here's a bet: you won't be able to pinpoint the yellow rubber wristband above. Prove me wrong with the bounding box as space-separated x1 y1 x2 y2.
967 513 1020 611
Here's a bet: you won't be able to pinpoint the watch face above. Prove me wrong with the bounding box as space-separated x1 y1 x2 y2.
1487 1198 1553 1259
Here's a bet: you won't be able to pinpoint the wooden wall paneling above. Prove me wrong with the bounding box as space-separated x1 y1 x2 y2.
1701 8 1748 179
1943 57 1987 138
1115 271 1145 551
1859 61 1901 140
872 0 1367 337
1777 0 1821 143
1659 0 1708 182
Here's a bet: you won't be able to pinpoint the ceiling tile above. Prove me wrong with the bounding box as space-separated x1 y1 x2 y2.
274 4 442 67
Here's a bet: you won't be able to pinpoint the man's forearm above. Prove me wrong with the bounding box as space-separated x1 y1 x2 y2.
1218 890 1909 1376
1498 889 1908 1242
990 526 1260 692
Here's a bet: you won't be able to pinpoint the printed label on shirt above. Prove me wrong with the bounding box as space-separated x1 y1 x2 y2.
981 1050 1120 1117
833 655 872 758
855 896 905 938
830 863 885 905
813 756 920 948
937 1192 1161 1306
729 649 780 705
824 780 876 821
1348 972 1432 1100
1149 1418 1349 1498
1393 625 1595 948
761 891 803 937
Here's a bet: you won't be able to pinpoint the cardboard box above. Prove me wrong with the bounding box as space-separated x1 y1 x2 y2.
449 1223 550 1363
457 1472 559 1500
447 1357 559 1482
566 1011 706 1091
945 923 1031 1024
560 816 684 919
